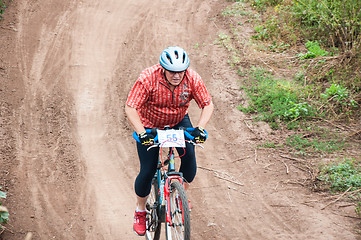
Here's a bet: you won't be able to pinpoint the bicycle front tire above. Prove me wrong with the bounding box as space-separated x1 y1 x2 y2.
166 181 191 240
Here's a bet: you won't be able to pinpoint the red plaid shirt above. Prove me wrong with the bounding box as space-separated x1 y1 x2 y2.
126 64 212 128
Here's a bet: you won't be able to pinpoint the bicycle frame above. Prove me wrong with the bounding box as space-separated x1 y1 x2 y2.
156 147 185 226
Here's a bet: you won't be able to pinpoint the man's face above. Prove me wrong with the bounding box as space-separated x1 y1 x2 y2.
164 70 186 86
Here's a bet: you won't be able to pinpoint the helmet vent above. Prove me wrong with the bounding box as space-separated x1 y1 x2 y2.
166 54 173 64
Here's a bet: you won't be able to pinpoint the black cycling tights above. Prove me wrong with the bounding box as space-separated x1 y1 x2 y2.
134 114 196 198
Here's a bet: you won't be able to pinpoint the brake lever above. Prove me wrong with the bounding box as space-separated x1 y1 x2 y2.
187 140 204 149
147 143 160 151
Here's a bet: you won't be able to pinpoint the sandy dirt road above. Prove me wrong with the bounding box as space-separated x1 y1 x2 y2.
0 0 360 239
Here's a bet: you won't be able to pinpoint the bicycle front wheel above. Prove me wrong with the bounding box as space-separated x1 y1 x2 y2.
146 178 162 240
166 181 191 240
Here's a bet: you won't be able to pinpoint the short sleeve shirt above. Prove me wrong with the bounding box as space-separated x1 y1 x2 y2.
126 64 212 128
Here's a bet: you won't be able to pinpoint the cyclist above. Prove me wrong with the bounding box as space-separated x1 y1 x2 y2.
125 46 214 236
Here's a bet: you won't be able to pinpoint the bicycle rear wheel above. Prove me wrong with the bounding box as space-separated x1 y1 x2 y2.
166 181 191 240
146 178 162 240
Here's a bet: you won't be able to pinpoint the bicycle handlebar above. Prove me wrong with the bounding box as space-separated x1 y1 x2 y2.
132 127 207 144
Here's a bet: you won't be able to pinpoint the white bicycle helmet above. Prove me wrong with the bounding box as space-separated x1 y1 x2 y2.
159 46 190 72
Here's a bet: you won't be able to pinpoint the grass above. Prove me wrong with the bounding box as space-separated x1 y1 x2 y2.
222 1 250 17
286 133 345 156
238 67 315 129
218 0 361 218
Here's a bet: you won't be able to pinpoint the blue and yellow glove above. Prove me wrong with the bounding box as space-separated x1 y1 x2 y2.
138 131 155 145
191 127 207 143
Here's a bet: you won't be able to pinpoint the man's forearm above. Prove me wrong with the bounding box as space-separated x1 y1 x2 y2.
125 105 146 134
197 101 214 129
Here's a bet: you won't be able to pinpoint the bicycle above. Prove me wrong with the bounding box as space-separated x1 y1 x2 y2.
133 127 206 240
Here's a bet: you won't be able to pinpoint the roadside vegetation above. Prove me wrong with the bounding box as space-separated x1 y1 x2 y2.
218 0 361 219
0 0 7 19
0 188 9 234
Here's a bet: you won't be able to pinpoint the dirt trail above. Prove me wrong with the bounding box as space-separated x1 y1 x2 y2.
0 0 360 239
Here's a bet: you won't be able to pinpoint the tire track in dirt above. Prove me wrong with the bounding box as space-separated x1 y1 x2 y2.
13 1 87 239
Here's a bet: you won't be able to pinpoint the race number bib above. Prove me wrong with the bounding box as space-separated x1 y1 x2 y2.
157 129 186 147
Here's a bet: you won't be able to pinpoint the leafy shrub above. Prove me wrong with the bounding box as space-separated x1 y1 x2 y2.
290 0 361 51
318 158 361 192
0 187 9 227
298 40 329 59
321 84 355 105
0 0 6 19
284 102 312 119
320 84 358 116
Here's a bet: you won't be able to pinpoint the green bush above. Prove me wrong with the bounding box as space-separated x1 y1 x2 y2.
320 83 358 116
298 40 330 59
284 102 312 119
321 84 355 105
0 187 9 227
318 158 361 192
291 0 361 51
246 0 361 52
0 0 6 19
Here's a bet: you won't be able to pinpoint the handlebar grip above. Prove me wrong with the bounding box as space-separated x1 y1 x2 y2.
133 129 159 143
184 130 194 140
132 132 140 143
184 127 208 141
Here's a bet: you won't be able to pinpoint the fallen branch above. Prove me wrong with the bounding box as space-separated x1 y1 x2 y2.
280 154 306 163
198 166 218 173
281 159 289 174
198 166 244 186
254 149 257 164
309 117 350 131
289 116 301 124
232 155 250 163
243 119 261 139
321 186 352 210
214 174 244 186
25 232 33 240
346 130 361 139
325 188 361 200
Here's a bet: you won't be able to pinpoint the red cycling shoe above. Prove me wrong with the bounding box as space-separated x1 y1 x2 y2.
133 211 146 236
